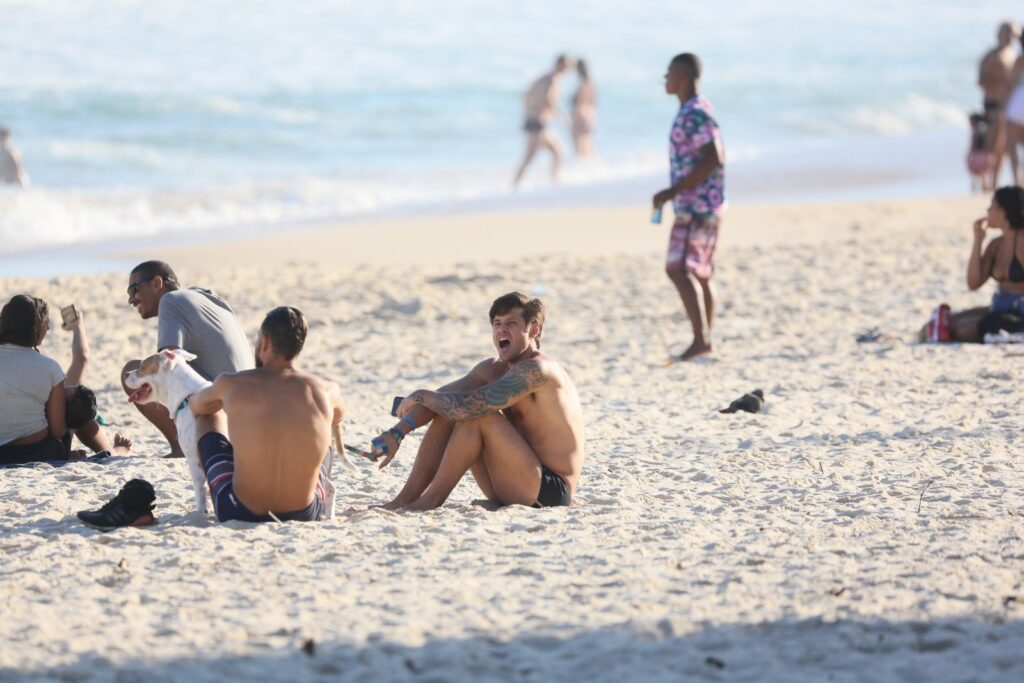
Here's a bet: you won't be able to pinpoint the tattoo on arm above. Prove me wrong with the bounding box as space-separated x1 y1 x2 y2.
418 360 548 421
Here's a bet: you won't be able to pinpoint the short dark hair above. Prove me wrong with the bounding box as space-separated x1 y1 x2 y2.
0 295 48 347
671 52 702 81
577 59 589 80
489 292 546 348
65 385 98 429
130 260 180 291
995 185 1024 229
555 53 570 69
260 306 307 360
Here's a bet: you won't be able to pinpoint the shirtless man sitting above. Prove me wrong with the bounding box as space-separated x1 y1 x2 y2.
374 292 585 511
188 306 345 523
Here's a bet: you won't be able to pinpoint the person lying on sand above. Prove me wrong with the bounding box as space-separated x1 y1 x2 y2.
188 307 345 523
61 307 132 458
372 292 585 511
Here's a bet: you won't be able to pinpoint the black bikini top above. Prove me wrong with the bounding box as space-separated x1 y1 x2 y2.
1010 231 1024 283
993 230 1024 283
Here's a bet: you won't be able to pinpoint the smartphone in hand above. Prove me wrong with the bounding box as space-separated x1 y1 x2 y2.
390 396 405 417
60 305 79 330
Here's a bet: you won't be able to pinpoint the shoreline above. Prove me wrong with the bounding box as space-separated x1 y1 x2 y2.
0 192 984 280
0 126 975 277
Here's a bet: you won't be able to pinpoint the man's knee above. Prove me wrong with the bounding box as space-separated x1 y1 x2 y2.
121 360 141 393
451 411 502 432
665 262 693 285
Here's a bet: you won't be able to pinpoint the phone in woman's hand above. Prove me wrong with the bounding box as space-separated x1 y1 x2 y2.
60 305 79 329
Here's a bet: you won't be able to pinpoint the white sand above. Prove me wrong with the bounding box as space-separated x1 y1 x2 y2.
2 195 1023 681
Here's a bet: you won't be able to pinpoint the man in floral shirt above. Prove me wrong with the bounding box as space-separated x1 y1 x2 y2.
652 52 725 362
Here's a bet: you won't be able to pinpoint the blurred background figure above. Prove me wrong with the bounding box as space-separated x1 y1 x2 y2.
513 54 573 187
1003 30 1024 186
967 112 993 192
978 21 1020 187
571 59 597 159
0 128 28 187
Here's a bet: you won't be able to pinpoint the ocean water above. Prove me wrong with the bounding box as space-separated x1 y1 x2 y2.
0 0 1019 256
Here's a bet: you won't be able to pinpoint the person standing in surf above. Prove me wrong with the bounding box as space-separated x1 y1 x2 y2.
652 52 725 362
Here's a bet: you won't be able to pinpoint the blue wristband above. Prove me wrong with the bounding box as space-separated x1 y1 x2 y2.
401 415 417 431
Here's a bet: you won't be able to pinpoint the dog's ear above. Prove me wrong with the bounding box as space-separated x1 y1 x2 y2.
159 348 197 363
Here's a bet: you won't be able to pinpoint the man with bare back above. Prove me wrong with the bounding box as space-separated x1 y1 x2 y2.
189 306 345 522
371 292 585 511
513 55 573 187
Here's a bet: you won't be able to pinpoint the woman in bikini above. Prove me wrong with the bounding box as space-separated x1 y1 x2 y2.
571 59 597 158
945 186 1024 342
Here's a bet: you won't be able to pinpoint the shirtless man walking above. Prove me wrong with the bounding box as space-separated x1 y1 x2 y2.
188 307 345 522
373 292 585 511
513 55 573 187
979 21 1020 187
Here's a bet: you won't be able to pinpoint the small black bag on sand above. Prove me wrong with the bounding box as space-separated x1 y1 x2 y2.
719 389 764 414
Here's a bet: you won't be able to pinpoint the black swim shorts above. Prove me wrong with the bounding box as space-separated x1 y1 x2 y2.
533 465 571 508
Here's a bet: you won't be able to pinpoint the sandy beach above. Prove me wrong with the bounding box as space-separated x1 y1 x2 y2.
2 193 1024 681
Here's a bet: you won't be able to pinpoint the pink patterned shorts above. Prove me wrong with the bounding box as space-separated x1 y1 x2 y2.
666 212 720 279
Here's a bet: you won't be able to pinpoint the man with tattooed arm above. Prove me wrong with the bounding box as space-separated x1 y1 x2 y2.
371 292 585 511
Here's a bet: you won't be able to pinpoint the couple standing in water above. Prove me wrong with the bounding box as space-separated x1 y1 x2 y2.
513 54 597 187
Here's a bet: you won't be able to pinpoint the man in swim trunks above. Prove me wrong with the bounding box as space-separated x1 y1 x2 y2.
372 292 585 511
978 21 1020 187
188 307 345 523
513 54 573 187
652 52 726 362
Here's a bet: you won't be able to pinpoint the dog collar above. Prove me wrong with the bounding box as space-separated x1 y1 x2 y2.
174 397 190 419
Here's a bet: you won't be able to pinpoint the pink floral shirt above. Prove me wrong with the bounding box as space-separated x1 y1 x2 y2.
669 95 725 217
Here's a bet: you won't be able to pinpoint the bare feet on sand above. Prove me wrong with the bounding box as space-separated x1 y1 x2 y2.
111 433 133 457
679 341 713 361
662 342 713 365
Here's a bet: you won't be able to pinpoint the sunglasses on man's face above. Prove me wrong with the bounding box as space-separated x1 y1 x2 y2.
127 277 154 297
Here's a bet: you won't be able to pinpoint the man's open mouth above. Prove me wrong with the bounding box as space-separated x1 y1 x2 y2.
127 382 152 403
498 339 511 350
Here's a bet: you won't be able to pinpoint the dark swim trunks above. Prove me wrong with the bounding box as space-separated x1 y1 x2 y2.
523 118 545 134
533 465 571 508
0 433 72 466
197 432 332 523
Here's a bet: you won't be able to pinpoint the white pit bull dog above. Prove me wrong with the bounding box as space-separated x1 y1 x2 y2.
124 349 212 514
